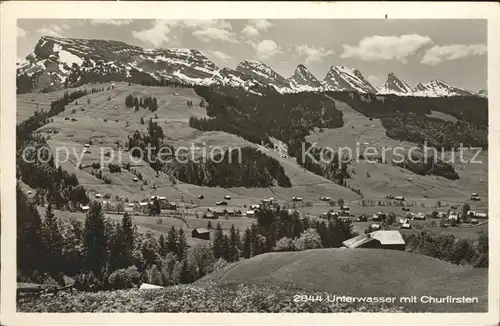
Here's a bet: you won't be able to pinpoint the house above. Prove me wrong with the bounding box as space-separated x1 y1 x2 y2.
95 194 102 198
246 210 255 216
340 205 350 211
400 223 412 229
370 223 381 230
474 212 488 219
292 197 303 202
394 196 405 201
250 204 260 210
399 218 409 225
342 234 382 249
84 143 90 148
80 205 90 212
139 283 163 290
192 228 210 240
133 177 139 182
372 212 386 221
202 212 217 219
224 195 232 200
413 213 426 220
369 230 406 250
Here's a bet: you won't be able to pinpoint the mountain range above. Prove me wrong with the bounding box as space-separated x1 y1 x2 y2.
17 36 486 98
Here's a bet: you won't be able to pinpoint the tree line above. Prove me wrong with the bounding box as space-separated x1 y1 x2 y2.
172 147 292 188
125 94 159 112
16 89 101 209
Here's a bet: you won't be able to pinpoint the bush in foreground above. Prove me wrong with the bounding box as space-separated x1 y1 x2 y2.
17 283 408 313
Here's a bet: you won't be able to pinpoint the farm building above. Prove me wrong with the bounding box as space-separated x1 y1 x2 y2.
192 228 210 240
371 212 386 221
202 212 217 219
139 283 163 290
80 205 90 212
413 213 426 220
394 196 405 201
400 223 412 229
370 231 406 250
343 230 405 251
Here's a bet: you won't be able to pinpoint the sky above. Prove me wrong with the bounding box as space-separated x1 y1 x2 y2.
17 19 487 91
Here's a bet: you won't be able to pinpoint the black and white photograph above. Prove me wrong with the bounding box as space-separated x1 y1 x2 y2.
1 1 499 325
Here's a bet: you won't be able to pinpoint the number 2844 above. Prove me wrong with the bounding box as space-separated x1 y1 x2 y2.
293 295 323 302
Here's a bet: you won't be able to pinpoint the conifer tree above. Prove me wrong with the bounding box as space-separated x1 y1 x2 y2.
212 223 225 259
166 226 178 256
177 228 187 261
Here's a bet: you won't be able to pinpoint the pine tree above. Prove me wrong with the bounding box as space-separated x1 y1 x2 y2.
227 224 239 262
207 220 213 229
84 201 107 276
41 203 63 276
17 185 44 274
158 233 167 256
177 228 187 261
166 226 178 256
223 234 230 261
212 223 225 259
179 257 192 284
242 228 252 259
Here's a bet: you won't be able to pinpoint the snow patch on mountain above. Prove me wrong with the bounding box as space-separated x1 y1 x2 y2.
323 66 376 93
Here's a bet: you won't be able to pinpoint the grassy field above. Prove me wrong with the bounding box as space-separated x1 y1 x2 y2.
20 83 488 244
198 248 488 312
307 98 488 205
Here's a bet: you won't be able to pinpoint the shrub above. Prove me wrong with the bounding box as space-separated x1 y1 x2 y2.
108 266 141 290
275 237 295 252
73 271 101 292
103 176 112 184
293 229 322 251
92 162 101 169
109 164 121 173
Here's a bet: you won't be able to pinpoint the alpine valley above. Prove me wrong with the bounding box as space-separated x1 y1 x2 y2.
16 35 488 313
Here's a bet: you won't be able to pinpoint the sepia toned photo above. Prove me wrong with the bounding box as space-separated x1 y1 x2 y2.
2 2 499 325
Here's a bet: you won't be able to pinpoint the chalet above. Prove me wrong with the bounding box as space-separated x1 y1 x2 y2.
224 195 232 200
370 230 406 250
394 196 405 201
370 223 381 230
80 205 90 212
372 212 386 221
133 177 139 182
292 197 303 202
250 204 260 210
246 210 255 216
192 228 210 240
202 212 217 219
95 193 102 198
215 201 228 206
198 195 204 199
398 218 409 225
413 213 426 220
139 283 163 290
400 223 412 229
340 205 350 211
84 143 90 148
474 212 488 219
342 230 406 251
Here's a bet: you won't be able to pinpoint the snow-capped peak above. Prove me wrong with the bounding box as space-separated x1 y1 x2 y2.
377 72 413 95
412 79 475 97
323 65 376 93
288 64 323 92
236 60 291 92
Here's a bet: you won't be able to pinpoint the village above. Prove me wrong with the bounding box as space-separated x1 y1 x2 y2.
70 189 489 248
